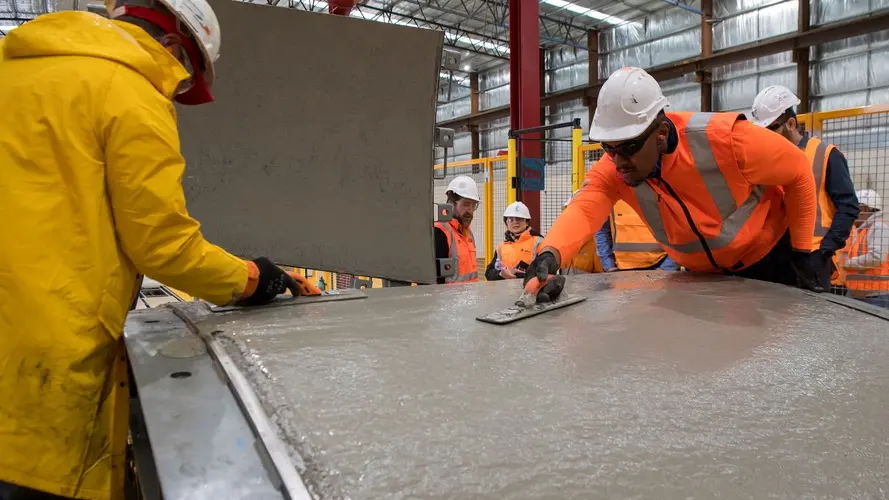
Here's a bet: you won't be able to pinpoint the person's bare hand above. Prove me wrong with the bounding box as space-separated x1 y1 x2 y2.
500 268 517 279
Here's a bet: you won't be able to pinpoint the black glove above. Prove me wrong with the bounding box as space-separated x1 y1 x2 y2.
809 249 834 290
238 257 304 306
523 251 565 301
791 250 825 293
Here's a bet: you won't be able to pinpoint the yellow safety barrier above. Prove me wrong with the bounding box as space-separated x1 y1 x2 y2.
805 105 889 304
571 128 585 193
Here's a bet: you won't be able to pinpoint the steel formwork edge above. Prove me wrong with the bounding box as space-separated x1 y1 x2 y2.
169 307 313 500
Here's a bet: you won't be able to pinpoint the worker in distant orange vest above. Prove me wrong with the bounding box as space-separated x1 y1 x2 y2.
749 86 859 290
558 194 602 274
434 175 479 283
485 202 543 280
522 66 822 300
595 200 678 271
842 189 889 308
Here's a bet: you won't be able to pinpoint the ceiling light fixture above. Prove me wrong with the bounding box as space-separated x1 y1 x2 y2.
539 0 628 25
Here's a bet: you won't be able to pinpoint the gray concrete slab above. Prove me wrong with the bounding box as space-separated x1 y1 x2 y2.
177 1 443 283
193 272 889 498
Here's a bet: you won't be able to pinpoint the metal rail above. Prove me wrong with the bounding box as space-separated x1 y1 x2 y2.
168 306 313 500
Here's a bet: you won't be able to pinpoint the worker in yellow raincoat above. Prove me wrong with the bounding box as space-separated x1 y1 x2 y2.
0 0 320 498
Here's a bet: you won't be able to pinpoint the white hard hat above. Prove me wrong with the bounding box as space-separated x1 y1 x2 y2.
503 201 531 219
446 175 480 202
749 85 800 128
589 67 669 143
108 0 221 96
856 189 882 211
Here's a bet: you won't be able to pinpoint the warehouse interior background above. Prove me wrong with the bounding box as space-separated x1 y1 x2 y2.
3 0 886 286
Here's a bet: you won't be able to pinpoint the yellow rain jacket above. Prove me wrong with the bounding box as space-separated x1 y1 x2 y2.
0 12 249 499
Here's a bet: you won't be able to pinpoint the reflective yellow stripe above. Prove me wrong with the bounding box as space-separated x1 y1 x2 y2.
633 112 765 255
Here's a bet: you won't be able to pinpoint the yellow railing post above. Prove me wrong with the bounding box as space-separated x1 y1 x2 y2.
571 127 584 192
484 157 495 265
507 137 517 205
811 112 824 138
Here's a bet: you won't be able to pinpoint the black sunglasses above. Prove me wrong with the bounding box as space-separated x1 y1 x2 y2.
601 120 660 158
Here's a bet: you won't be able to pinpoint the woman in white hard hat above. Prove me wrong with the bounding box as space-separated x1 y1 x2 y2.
842 189 889 308
484 202 543 280
524 66 823 302
435 175 480 284
0 1 318 498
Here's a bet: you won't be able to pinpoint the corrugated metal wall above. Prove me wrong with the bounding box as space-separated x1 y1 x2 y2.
438 0 889 142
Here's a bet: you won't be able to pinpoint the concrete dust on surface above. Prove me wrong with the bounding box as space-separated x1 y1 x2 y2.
197 272 889 499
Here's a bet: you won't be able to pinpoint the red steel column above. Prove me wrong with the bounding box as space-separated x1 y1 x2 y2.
328 0 357 15
509 0 541 222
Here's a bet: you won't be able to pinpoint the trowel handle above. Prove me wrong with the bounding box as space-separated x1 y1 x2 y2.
523 274 556 295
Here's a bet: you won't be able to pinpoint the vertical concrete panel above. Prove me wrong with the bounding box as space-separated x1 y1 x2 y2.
177 1 443 283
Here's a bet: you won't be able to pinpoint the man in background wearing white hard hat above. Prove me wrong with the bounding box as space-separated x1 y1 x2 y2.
749 85 860 290
484 202 543 280
0 1 319 498
435 175 480 283
842 189 889 308
524 66 822 298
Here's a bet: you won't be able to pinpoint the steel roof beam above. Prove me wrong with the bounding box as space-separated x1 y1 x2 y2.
439 9 889 129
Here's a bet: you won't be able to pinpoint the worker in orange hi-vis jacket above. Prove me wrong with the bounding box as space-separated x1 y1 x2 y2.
521 66 823 300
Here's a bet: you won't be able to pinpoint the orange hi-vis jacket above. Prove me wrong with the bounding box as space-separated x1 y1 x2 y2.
435 219 479 282
610 200 667 269
498 230 543 270
845 217 889 296
805 136 837 249
542 112 817 273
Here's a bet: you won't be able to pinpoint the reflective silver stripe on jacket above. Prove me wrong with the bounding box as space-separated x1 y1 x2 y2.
632 112 765 255
811 139 830 237
532 237 542 258
845 274 889 282
613 242 664 253
441 223 478 282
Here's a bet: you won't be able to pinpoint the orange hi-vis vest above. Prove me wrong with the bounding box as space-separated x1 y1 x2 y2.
845 217 889 296
803 137 843 285
624 112 788 272
610 199 667 270
805 137 837 249
497 230 542 270
568 239 603 273
435 219 478 283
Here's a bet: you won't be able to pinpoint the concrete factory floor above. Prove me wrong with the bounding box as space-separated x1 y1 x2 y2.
197 272 889 499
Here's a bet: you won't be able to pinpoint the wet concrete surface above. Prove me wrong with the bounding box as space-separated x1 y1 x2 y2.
199 272 889 499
